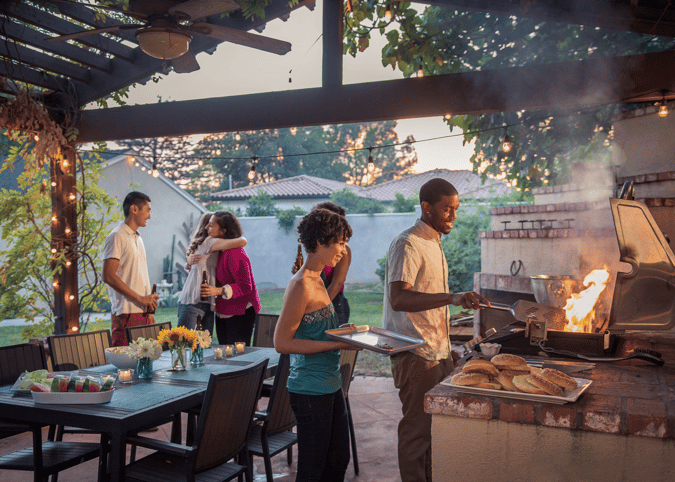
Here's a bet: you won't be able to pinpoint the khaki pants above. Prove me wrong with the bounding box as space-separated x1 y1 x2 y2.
391 352 455 482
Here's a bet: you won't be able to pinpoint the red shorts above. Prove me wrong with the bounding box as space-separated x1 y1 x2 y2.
111 312 155 346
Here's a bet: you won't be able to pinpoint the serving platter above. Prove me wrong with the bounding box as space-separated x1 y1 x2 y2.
440 375 592 405
31 389 114 404
325 324 427 355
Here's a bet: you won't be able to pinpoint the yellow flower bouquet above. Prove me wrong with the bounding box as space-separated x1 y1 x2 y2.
158 326 197 371
190 330 212 366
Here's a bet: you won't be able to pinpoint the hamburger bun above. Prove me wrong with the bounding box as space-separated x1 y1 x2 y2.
529 365 543 375
491 353 529 371
527 373 564 397
450 372 489 386
512 375 547 394
541 368 578 391
462 359 499 377
475 381 502 390
497 371 521 392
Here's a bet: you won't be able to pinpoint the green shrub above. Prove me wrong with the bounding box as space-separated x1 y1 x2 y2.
245 189 278 216
276 206 306 234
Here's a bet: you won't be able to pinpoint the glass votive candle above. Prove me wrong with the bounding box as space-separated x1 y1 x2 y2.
235 341 245 353
224 345 234 356
118 368 134 383
213 347 223 359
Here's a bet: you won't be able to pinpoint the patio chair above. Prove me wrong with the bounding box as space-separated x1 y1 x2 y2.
0 342 103 482
252 313 279 348
246 354 297 482
340 349 360 475
47 329 112 371
124 357 269 482
126 322 172 350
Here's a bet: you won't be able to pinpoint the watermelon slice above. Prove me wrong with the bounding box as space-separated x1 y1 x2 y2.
74 378 85 392
88 379 102 392
101 377 115 392
30 382 51 392
58 377 69 393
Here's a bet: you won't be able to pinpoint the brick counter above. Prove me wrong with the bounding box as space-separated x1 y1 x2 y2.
426 334 675 481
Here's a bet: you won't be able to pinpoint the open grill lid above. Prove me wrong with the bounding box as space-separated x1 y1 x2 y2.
609 198 675 332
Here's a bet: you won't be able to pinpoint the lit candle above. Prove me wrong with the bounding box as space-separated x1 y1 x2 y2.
235 342 245 353
224 345 234 356
214 347 223 359
118 369 133 383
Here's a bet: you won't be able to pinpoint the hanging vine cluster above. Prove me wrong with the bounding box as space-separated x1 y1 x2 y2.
0 77 70 168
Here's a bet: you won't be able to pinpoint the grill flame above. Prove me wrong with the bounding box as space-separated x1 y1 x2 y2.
563 268 611 333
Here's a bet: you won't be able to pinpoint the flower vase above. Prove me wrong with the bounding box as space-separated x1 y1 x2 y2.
136 357 153 380
191 346 204 366
171 346 189 371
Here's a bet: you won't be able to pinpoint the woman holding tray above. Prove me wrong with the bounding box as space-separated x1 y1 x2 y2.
275 208 358 482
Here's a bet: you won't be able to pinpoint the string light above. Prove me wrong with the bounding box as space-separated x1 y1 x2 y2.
248 157 257 180
69 295 75 300
51 215 57 222
658 91 669 117
367 148 374 172
66 261 72 267
34 134 39 141
53 281 58 287
65 227 71 234
51 248 57 253
417 68 424 77
51 181 56 187
69 193 76 201
385 4 393 21
71 326 78 332
152 160 159 177
62 160 68 167
235 132 241 141
502 127 512 153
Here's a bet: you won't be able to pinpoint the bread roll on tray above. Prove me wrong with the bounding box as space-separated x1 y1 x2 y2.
462 359 499 377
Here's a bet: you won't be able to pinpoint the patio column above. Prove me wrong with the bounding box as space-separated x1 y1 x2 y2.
50 144 79 334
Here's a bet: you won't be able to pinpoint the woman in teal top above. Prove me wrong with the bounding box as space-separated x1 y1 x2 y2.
274 208 357 482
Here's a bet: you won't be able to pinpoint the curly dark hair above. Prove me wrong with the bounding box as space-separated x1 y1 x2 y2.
313 201 346 217
297 208 352 253
212 211 243 239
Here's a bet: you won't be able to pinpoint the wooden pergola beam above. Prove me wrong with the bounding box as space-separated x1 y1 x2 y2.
75 50 675 143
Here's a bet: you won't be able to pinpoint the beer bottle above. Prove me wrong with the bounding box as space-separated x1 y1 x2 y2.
200 270 208 302
146 283 157 315
195 314 203 332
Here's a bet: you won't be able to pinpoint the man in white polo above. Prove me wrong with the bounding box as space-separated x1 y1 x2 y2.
103 191 159 346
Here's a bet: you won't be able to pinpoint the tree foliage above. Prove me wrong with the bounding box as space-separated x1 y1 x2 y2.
391 192 417 213
189 121 417 201
0 136 119 338
343 3 675 191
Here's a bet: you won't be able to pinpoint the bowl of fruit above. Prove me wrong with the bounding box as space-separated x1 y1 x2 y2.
104 346 137 370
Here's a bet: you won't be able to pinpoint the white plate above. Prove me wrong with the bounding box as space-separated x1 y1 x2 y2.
440 376 592 405
31 389 114 404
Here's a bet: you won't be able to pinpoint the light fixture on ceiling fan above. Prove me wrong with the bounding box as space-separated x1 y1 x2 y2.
135 24 192 59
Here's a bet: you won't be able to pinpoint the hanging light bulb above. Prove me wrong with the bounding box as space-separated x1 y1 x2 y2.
248 157 257 180
385 4 393 21
34 134 39 142
152 160 159 178
69 193 76 201
368 148 374 172
235 132 241 141
69 295 75 300
658 92 669 117
53 281 58 287
51 181 56 187
502 128 512 153
51 215 57 223
66 261 72 267
418 68 424 77
65 227 71 234
216 149 221 156
51 248 57 254
62 160 68 168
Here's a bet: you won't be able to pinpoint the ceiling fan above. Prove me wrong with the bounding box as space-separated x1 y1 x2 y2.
45 0 292 73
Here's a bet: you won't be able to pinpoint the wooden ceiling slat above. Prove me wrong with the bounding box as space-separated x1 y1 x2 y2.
0 61 69 93
2 19 112 72
3 2 136 62
46 0 140 44
0 42 90 83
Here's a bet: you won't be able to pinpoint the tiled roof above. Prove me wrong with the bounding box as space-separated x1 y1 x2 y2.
362 169 512 201
211 175 363 200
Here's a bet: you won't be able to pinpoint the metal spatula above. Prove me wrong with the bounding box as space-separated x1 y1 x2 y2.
480 300 566 327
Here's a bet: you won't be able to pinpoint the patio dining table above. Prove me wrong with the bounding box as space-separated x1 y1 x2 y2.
0 346 279 482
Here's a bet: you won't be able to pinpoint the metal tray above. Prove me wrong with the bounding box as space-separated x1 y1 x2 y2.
325 325 428 355
440 372 592 405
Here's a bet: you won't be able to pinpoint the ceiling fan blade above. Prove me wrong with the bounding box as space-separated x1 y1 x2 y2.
171 49 200 73
45 24 139 43
190 23 291 55
168 0 242 21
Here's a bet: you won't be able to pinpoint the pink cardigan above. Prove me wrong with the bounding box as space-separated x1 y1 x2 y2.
214 247 261 316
